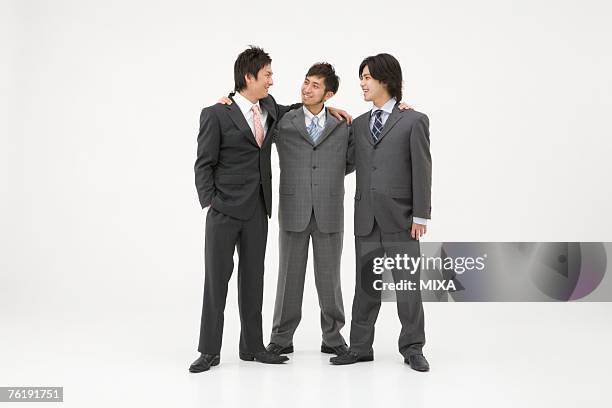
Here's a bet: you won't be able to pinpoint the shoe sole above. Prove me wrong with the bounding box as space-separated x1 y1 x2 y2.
407 364 429 372
330 355 374 365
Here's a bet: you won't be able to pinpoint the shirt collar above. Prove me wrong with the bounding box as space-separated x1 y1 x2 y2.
303 105 326 121
371 97 397 116
233 91 262 116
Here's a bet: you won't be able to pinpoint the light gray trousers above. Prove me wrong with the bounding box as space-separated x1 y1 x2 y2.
270 212 346 347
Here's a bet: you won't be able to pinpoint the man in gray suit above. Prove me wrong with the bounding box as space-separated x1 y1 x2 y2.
330 53 432 372
265 63 353 356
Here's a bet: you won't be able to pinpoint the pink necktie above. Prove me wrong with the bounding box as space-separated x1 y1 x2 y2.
251 105 264 147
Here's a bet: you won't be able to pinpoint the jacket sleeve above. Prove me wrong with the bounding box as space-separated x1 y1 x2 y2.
345 125 356 175
410 114 432 219
194 107 220 208
277 102 303 119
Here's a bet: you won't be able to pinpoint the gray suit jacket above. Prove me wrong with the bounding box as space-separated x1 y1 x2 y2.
275 108 355 233
353 104 432 236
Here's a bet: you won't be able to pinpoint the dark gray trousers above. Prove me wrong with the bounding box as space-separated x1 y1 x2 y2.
349 220 425 358
198 191 268 354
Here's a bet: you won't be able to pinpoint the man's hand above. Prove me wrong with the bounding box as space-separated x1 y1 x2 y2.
398 101 413 110
218 96 232 105
328 107 353 124
411 222 427 240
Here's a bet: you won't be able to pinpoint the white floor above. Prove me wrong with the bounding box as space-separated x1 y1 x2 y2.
2 302 611 408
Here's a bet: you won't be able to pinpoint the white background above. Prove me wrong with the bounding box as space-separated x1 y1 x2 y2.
2 0 612 407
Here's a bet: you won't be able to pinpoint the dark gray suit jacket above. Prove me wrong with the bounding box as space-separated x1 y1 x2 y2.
353 105 432 236
194 94 299 220
275 108 355 233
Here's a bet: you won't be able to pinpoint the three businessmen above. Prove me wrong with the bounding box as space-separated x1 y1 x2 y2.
191 48 431 373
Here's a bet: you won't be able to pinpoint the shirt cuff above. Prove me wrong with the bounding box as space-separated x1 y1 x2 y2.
413 217 428 225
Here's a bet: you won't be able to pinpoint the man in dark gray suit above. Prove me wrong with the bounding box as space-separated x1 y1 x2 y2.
189 46 297 373
330 53 432 372
265 63 353 357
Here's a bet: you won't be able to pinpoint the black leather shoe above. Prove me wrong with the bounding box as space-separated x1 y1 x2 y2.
330 350 373 365
189 353 220 373
321 343 349 356
239 350 289 364
266 343 294 355
405 354 430 372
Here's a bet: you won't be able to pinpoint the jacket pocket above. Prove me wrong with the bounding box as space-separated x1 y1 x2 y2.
280 183 296 195
217 174 246 185
391 187 411 198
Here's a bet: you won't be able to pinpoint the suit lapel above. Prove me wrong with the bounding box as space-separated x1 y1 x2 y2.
375 104 403 144
259 96 277 128
360 113 375 146
226 98 259 147
314 110 341 147
260 96 278 148
290 108 315 146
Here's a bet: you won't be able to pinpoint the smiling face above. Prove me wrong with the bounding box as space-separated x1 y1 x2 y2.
301 75 334 108
359 65 390 105
245 64 274 100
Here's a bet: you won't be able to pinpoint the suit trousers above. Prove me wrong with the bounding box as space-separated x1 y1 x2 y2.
198 189 268 354
349 219 425 358
270 211 346 347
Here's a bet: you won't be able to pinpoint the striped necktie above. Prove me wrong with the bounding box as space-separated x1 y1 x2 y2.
308 116 322 143
371 109 383 142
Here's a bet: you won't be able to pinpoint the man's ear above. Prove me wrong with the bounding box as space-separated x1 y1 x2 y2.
244 73 255 85
323 91 335 102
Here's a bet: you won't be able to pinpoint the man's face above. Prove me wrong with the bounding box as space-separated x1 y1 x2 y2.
359 65 385 102
246 64 274 99
301 75 333 106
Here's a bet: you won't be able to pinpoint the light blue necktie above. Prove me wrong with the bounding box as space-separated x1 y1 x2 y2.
308 116 322 144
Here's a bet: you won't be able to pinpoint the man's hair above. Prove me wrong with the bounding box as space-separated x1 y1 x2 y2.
305 62 340 94
358 53 403 101
234 46 272 92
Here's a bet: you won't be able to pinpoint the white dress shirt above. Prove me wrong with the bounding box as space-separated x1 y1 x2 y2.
369 97 397 131
304 105 326 129
233 91 269 136
370 98 428 226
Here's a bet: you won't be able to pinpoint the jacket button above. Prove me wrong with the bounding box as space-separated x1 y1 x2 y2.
312 166 317 169
313 146 317 150
372 166 377 170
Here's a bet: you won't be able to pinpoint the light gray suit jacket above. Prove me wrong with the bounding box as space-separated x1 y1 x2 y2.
353 105 432 236
275 108 355 233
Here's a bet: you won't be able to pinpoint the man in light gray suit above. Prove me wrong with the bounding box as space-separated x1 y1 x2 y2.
330 53 432 372
266 63 353 356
